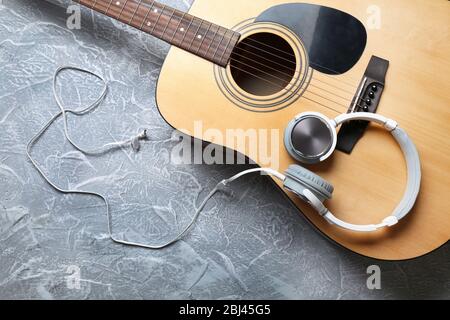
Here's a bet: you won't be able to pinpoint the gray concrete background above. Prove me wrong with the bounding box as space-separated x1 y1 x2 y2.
0 0 448 299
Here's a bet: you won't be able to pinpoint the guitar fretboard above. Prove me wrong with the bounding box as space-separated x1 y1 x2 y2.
75 0 241 67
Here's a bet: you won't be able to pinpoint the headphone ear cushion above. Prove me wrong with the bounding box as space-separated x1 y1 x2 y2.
284 165 334 201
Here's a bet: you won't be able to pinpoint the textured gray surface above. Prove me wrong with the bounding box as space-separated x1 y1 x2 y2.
0 0 449 300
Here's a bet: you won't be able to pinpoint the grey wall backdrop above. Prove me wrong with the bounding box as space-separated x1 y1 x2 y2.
0 0 448 299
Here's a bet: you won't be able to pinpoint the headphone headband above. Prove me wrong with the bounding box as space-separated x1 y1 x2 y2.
333 112 421 220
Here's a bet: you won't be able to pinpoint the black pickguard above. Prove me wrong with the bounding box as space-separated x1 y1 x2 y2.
256 3 367 75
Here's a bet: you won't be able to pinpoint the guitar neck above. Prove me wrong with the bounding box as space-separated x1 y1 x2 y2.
74 0 240 67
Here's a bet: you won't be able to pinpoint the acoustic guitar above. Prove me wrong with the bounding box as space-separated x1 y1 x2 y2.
73 0 450 260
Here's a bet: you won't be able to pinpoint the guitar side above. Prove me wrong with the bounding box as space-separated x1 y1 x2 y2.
156 0 450 260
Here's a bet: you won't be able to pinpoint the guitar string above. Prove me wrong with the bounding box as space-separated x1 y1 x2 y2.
229 64 354 114
227 56 359 111
88 0 361 90
227 40 367 109
89 1 351 113
128 0 142 24
88 9 356 114
226 37 369 111
234 41 361 93
232 46 357 96
228 44 367 110
91 0 361 91
230 50 354 101
94 0 234 54
83 0 366 110
242 36 363 86
117 0 130 20
228 40 367 110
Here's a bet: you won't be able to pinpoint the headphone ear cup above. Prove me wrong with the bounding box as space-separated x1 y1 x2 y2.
284 165 334 203
284 112 337 164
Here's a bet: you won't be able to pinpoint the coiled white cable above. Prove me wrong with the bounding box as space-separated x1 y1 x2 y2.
26 66 285 249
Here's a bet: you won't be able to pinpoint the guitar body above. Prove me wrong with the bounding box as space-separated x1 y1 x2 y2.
156 0 450 260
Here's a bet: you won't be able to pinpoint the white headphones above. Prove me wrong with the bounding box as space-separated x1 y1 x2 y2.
283 112 422 232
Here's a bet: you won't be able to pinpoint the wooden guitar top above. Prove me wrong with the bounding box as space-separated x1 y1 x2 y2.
157 0 450 260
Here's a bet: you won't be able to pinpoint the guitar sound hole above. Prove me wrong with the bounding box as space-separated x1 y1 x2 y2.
230 32 297 96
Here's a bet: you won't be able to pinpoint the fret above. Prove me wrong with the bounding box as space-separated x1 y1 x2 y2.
150 3 165 34
95 0 115 13
83 0 101 11
116 0 129 20
225 33 240 64
218 30 234 64
139 1 154 30
128 0 142 24
142 1 160 32
179 16 194 48
190 20 210 54
211 28 228 61
160 7 176 39
104 0 114 15
195 22 211 55
75 0 241 67
82 0 97 10
174 13 193 47
187 19 203 51
169 11 186 45
205 24 220 57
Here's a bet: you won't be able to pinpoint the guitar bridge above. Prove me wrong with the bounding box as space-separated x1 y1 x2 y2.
336 55 389 154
